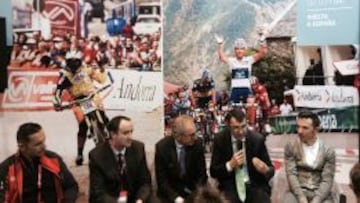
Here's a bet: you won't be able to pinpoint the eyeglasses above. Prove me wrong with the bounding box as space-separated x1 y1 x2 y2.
183 132 196 138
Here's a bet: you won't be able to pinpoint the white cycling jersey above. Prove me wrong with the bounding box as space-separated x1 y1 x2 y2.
228 56 255 89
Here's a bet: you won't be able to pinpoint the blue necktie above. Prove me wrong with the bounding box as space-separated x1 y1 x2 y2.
179 147 186 177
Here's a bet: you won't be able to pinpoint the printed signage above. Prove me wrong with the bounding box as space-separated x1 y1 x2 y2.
103 70 162 112
2 68 162 112
3 70 59 109
333 59 359 75
44 0 80 36
291 85 359 108
297 0 359 45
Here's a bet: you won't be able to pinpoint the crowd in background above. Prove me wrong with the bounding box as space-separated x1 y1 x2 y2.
9 28 161 71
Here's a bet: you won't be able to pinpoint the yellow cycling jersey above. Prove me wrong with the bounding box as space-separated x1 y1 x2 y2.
65 66 106 97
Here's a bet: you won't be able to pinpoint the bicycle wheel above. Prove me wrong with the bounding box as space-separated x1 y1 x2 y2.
90 118 106 145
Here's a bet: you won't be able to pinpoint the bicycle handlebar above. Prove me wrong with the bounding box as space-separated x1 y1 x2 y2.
58 72 114 110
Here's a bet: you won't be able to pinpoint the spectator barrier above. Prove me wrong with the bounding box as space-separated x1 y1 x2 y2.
269 106 359 134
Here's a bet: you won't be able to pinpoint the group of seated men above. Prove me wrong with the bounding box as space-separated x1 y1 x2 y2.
0 110 359 203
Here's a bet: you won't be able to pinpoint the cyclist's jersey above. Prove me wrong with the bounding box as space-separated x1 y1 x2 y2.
57 66 106 98
192 78 215 96
228 56 255 89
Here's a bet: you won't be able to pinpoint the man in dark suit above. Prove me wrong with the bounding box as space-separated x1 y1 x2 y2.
89 115 152 203
155 115 207 203
210 109 274 203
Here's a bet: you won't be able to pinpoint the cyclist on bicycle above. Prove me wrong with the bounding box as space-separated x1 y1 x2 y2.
250 76 272 135
250 76 271 120
172 90 192 115
190 68 216 109
53 50 109 166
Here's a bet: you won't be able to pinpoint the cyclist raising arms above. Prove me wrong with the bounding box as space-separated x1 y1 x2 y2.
215 30 267 104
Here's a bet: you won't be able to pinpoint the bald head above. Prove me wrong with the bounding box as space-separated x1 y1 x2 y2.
173 115 195 137
172 115 196 146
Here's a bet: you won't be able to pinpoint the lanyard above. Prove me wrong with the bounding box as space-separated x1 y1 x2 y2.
37 165 42 203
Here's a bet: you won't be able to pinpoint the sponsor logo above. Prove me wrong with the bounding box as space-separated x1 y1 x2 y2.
44 0 75 25
7 75 32 103
44 0 79 36
3 71 59 109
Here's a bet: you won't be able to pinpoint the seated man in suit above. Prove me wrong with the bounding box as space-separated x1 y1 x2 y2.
89 115 152 203
283 110 336 203
210 109 274 203
0 122 79 203
155 115 207 203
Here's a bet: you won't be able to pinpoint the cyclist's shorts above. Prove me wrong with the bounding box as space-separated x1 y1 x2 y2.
230 87 252 104
197 96 212 109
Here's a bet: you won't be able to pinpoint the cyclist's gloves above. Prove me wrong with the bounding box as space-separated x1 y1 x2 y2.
214 34 224 44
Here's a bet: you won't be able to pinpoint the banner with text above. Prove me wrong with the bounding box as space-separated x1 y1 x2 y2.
291 85 359 108
297 0 359 45
270 106 359 134
2 68 162 112
333 59 359 76
103 70 162 112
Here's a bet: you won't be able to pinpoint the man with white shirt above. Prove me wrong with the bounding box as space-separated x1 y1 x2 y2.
283 111 336 203
279 99 293 115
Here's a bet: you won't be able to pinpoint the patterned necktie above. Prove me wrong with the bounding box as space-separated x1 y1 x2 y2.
118 153 128 190
235 140 246 202
178 146 186 177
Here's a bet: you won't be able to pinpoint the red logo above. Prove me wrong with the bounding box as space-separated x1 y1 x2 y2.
44 0 79 36
3 70 59 110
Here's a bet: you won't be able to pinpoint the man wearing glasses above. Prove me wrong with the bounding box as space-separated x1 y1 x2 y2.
210 109 274 203
155 115 207 203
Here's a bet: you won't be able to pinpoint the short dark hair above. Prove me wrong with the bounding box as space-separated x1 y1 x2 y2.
297 110 320 128
16 123 42 143
225 109 246 123
350 163 360 197
107 116 131 136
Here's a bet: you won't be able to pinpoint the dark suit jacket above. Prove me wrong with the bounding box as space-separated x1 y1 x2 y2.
89 140 151 203
155 136 207 202
210 127 274 202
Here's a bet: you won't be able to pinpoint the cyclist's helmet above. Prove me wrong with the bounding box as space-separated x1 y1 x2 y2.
234 38 248 49
65 50 83 74
201 69 210 80
250 76 259 85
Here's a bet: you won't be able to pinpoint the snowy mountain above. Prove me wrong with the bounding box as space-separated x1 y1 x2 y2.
163 0 295 89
